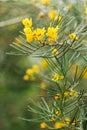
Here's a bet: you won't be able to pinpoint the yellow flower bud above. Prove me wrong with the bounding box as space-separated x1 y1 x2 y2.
69 33 78 40
54 122 66 129
40 122 47 128
22 18 32 28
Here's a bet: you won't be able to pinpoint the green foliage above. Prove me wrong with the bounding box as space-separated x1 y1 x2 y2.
0 1 41 130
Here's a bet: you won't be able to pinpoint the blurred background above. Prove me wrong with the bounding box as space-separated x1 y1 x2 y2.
0 1 41 130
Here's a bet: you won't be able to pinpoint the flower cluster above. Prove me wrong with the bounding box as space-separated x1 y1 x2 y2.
55 90 78 100
22 18 59 43
22 18 46 43
23 59 48 81
52 73 64 82
69 33 78 41
22 18 79 46
40 117 80 129
23 65 39 80
21 14 83 130
46 26 59 42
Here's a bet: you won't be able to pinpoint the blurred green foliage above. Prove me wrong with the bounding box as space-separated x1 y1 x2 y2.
0 1 40 130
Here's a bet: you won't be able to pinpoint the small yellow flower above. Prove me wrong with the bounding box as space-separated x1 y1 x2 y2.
22 18 32 28
41 0 50 5
24 28 34 43
26 34 34 43
32 65 40 73
24 27 33 34
23 74 29 80
55 110 61 116
34 28 46 41
52 73 59 81
40 122 47 128
40 82 46 89
52 73 64 81
46 26 59 42
69 33 78 40
52 49 58 56
54 122 66 129
48 9 58 20
70 90 77 97
54 94 61 100
64 91 69 98
26 69 34 76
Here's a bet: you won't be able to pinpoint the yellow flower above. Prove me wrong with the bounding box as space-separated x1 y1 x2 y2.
52 49 58 56
23 74 29 80
24 27 32 34
41 0 50 5
46 26 59 42
26 35 33 43
69 90 77 97
64 91 69 98
52 73 64 81
40 82 46 89
40 122 47 128
48 9 58 20
32 65 40 73
24 28 34 43
34 28 46 41
55 110 61 116
26 69 34 76
54 122 66 129
22 18 32 28
54 94 61 100
40 59 48 69
69 33 78 40
26 34 34 43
